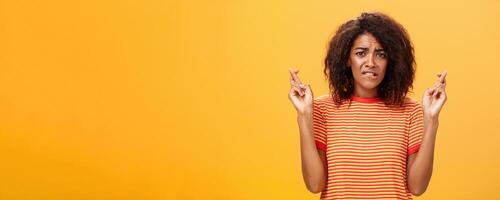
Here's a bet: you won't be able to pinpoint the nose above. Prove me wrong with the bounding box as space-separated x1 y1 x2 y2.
365 53 375 68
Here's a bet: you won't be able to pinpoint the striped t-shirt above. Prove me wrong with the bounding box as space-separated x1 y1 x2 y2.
312 95 424 200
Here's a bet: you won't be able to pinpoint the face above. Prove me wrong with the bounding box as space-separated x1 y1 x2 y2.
348 32 388 97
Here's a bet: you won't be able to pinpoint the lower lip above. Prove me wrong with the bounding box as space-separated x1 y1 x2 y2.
363 73 377 79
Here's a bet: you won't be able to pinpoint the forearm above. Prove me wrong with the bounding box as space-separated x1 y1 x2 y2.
297 112 326 193
408 115 439 195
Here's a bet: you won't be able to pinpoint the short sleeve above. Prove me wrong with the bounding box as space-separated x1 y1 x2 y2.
312 98 327 152
408 101 424 155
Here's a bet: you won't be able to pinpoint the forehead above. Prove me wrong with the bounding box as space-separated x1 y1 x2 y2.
352 32 383 48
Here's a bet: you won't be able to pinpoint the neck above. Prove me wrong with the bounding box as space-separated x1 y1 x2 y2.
353 87 378 98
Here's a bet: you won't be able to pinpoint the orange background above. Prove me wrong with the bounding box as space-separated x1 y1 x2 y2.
1 0 499 199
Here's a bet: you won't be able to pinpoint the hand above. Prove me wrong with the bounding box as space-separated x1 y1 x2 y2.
422 70 447 118
288 67 313 114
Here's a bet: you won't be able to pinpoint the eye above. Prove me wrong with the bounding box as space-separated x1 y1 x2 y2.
355 51 366 57
377 52 387 58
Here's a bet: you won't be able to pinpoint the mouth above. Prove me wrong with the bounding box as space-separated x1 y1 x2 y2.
361 71 378 77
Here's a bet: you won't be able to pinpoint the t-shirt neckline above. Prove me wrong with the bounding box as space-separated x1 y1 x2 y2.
350 95 383 103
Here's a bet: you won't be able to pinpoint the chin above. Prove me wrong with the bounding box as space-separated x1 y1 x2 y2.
360 81 381 90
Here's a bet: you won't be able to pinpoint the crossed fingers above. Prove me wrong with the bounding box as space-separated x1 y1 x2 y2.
288 67 306 96
429 70 447 97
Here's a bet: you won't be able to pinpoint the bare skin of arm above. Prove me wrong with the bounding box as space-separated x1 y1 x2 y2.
407 71 447 196
288 68 327 193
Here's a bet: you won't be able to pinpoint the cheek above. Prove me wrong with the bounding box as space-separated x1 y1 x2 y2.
349 57 363 69
377 60 388 71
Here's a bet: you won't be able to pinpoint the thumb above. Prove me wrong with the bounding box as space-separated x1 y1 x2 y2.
306 84 313 96
425 88 435 96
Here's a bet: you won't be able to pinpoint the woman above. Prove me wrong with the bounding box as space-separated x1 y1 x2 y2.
287 12 447 199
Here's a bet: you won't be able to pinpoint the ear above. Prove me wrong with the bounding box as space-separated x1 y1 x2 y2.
347 59 351 68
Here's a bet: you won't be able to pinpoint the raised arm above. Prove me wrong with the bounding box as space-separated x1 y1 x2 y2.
288 68 327 193
407 70 447 196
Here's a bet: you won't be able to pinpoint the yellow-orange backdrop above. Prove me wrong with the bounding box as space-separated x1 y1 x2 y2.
1 0 499 199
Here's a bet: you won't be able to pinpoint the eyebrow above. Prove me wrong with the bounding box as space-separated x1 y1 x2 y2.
353 47 385 51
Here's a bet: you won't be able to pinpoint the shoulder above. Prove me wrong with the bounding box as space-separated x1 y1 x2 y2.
314 94 331 101
403 96 423 113
312 94 332 111
313 94 333 105
404 96 420 106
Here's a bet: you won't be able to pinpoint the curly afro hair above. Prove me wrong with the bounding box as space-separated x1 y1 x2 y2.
324 12 415 107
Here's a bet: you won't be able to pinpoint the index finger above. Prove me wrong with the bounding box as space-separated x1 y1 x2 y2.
439 70 447 84
288 67 302 84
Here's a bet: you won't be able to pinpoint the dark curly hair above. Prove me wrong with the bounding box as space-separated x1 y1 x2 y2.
324 12 415 107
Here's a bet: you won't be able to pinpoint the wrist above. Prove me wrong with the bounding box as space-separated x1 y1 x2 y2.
424 114 439 128
423 112 438 121
297 111 312 121
298 108 312 116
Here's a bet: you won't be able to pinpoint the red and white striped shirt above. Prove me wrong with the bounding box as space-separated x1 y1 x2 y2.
313 95 424 199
